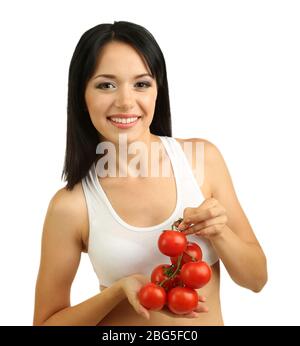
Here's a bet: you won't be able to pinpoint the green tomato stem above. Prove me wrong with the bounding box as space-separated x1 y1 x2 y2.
159 218 184 287
171 217 183 231
159 253 183 287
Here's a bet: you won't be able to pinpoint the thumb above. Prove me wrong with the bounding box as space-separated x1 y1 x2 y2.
129 294 150 320
136 303 150 320
173 217 189 231
178 220 192 231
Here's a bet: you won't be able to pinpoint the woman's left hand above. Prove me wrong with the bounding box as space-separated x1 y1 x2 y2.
175 198 228 239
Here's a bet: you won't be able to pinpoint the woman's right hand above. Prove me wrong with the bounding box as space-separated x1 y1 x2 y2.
119 274 208 320
119 274 151 320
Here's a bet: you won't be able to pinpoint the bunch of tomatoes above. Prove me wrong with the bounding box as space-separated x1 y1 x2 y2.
138 218 212 315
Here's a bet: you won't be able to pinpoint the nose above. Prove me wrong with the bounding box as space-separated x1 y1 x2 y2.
115 85 134 110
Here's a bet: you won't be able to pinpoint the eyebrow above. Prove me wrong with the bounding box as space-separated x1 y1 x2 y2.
93 73 153 80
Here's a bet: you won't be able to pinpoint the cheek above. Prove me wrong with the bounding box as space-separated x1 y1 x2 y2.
89 96 110 114
87 101 110 133
141 92 157 111
88 99 112 129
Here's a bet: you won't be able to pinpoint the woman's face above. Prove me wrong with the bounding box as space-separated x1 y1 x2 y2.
85 41 158 144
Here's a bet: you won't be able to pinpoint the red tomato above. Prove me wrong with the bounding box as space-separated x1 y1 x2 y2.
151 264 174 291
158 230 187 257
170 242 203 266
180 261 212 289
138 283 167 310
167 286 198 314
151 264 184 292
169 274 184 289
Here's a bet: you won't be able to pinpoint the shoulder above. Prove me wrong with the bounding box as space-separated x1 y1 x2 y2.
46 182 88 252
175 136 218 152
175 137 222 164
49 183 85 218
174 137 225 195
174 137 221 164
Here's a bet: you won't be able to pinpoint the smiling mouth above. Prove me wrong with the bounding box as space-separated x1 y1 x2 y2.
107 115 142 119
107 116 142 128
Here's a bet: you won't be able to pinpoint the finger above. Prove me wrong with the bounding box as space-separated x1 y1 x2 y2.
183 215 227 235
196 224 226 237
178 208 198 230
198 295 206 302
194 303 209 313
179 207 225 230
183 311 199 318
201 197 219 207
137 304 150 320
128 294 150 320
173 218 183 228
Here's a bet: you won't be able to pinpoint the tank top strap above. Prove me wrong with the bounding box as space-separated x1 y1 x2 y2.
160 136 203 193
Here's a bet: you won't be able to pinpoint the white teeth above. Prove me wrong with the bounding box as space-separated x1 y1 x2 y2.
110 117 138 124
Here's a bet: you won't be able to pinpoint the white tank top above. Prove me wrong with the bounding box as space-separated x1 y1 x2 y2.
81 136 219 288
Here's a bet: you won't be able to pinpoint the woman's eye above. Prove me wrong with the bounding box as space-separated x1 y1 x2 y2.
96 83 115 89
96 81 151 90
136 81 151 88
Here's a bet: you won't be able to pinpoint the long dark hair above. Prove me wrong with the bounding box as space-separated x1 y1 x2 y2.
62 21 172 190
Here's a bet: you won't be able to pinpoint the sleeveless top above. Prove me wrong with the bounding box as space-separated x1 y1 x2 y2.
81 136 219 288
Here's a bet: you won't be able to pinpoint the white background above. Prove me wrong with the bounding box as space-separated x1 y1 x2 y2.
0 0 299 326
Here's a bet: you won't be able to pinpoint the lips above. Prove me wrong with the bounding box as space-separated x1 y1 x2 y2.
107 114 141 119
108 116 141 129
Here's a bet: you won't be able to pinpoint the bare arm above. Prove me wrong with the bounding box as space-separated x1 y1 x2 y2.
210 225 267 292
179 139 267 292
205 140 268 292
41 281 125 326
33 187 126 326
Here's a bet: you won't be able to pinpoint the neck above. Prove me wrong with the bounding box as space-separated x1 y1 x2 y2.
97 132 167 178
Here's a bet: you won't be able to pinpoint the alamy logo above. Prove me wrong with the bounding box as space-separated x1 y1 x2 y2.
95 134 204 187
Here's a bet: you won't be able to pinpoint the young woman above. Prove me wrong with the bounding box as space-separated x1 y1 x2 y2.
33 21 267 326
